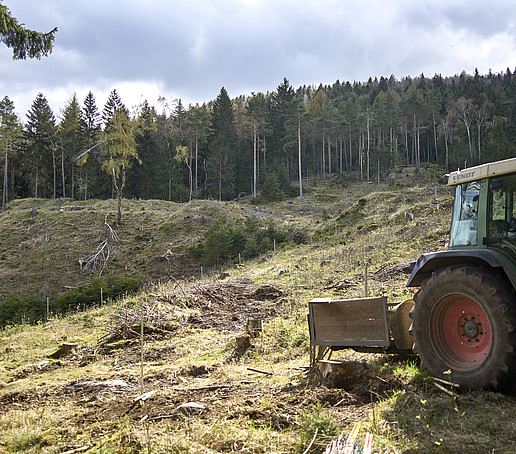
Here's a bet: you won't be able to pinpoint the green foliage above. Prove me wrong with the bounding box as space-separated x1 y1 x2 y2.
297 403 339 452
422 164 445 184
0 294 46 327
0 275 139 327
5 429 46 452
0 3 57 59
7 69 516 206
261 172 284 201
393 360 433 383
53 275 140 312
188 218 287 267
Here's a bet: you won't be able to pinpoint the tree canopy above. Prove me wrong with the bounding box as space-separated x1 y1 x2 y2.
3 69 516 208
0 1 57 59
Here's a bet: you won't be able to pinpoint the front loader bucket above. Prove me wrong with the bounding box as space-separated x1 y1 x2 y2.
308 296 414 355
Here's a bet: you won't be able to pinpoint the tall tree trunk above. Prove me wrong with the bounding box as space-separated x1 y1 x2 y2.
114 165 126 225
84 167 88 201
195 134 199 196
433 112 438 162
349 134 352 168
412 111 417 165
52 142 56 199
339 135 343 173
322 134 325 183
2 136 7 213
253 120 257 198
366 111 370 183
218 162 222 202
298 113 303 202
327 134 331 182
416 125 421 168
359 128 363 180
404 122 409 165
189 143 193 201
61 146 66 198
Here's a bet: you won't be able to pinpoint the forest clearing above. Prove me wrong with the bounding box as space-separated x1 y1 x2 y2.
1 175 516 453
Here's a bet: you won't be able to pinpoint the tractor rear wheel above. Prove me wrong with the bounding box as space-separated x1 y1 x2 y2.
411 265 516 390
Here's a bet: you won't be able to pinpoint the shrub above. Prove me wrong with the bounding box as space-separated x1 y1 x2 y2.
0 275 140 327
189 218 289 267
0 295 46 327
54 275 140 312
261 172 284 201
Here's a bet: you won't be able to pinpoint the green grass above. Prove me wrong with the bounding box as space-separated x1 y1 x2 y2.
3 177 514 453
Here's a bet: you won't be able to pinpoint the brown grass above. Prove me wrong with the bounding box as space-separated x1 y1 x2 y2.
2 178 515 453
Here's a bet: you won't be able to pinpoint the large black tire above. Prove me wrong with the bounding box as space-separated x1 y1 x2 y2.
411 265 516 390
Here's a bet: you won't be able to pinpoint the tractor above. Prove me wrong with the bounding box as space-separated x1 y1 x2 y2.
308 157 516 390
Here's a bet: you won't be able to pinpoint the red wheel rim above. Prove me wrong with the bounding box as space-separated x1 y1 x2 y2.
428 292 492 371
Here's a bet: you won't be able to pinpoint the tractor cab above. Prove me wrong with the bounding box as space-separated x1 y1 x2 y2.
449 163 516 256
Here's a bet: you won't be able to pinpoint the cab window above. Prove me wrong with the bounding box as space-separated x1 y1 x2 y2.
487 175 516 243
449 181 480 247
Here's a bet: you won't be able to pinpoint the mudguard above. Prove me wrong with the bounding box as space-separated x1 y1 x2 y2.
406 249 511 287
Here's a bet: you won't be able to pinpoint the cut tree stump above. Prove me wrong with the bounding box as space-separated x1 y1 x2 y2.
235 334 251 348
49 343 78 359
318 360 365 389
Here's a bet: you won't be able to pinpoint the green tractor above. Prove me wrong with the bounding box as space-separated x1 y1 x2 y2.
309 157 516 390
408 157 516 390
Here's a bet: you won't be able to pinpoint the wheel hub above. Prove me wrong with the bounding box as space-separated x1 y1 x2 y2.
461 316 481 340
429 292 492 371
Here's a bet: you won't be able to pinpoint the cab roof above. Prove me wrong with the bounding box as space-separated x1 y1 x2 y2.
447 157 516 186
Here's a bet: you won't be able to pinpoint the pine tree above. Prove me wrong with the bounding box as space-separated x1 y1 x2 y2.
270 78 296 186
207 87 237 201
58 94 85 198
102 89 128 130
79 91 102 199
0 2 57 59
25 93 56 197
129 100 159 199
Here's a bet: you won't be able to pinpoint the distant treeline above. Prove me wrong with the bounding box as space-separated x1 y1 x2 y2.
1 68 516 207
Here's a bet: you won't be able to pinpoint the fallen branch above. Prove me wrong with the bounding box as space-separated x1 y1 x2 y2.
174 385 230 392
247 367 273 376
104 214 119 243
302 428 318 454
62 447 92 454
124 390 157 415
432 376 460 388
433 381 456 396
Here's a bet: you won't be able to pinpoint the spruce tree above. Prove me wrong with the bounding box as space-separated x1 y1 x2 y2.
25 93 56 197
102 89 128 130
207 87 237 201
0 2 57 59
58 94 85 198
78 91 102 199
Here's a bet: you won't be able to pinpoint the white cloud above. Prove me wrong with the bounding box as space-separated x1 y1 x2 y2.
2 0 516 119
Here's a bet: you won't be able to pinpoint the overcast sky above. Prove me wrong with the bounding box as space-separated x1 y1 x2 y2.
1 0 516 120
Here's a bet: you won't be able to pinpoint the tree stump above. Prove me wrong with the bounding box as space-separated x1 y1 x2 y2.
318 360 364 389
235 334 251 348
49 342 78 359
246 319 263 338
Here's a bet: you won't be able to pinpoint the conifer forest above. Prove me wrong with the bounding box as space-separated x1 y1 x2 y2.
2 69 516 209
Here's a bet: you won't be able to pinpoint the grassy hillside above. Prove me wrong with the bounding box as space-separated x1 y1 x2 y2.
2 173 515 453
0 197 252 301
